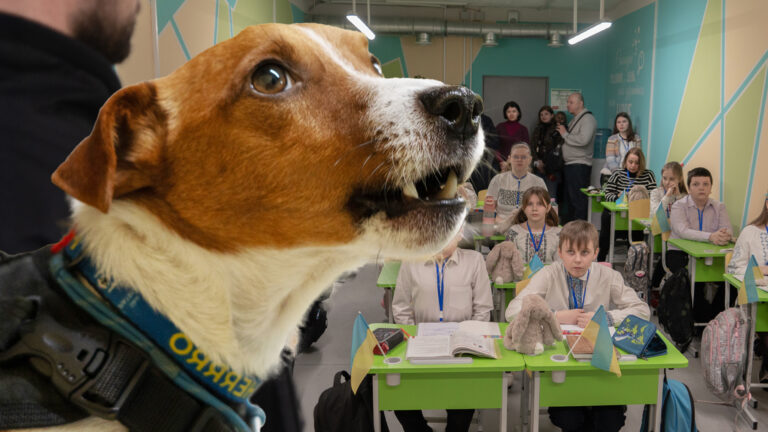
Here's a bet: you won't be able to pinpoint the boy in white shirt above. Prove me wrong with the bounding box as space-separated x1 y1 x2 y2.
392 228 492 431
505 220 649 432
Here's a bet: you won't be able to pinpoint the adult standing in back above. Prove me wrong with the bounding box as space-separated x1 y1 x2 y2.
495 101 529 173
557 93 597 223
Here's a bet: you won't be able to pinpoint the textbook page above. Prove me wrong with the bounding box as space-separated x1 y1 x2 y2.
450 332 499 359
417 322 459 336
458 320 501 337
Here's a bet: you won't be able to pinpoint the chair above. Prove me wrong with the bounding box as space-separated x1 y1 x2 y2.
627 198 650 244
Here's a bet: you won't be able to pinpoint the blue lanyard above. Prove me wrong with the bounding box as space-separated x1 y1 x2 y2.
527 221 546 253
619 135 630 154
435 260 448 322
696 207 704 231
567 269 590 309
625 169 636 191
512 173 526 205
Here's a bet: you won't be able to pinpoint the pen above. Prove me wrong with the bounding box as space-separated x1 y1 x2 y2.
401 328 413 339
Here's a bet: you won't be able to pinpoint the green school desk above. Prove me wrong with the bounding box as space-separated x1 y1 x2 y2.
376 261 401 323
580 188 605 223
600 201 630 265
723 273 763 428
521 333 688 432
667 238 735 323
369 323 525 432
473 234 506 252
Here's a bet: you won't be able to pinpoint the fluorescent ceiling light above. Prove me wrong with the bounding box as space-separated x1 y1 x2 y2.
346 14 376 40
568 21 612 45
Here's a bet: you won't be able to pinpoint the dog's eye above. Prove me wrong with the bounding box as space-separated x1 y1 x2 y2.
251 64 293 94
371 57 383 76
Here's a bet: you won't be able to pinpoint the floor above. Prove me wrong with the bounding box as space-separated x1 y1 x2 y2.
294 258 768 432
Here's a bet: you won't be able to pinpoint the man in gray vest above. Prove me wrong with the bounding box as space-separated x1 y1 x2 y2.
556 93 596 223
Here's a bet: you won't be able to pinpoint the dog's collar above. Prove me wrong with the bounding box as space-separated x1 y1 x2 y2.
50 233 265 430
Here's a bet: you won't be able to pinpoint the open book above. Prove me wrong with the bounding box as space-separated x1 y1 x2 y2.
405 321 500 364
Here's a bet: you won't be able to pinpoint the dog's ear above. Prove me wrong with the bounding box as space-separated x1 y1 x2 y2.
52 82 166 213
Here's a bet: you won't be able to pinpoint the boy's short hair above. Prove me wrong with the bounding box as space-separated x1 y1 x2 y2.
686 167 713 187
558 220 599 251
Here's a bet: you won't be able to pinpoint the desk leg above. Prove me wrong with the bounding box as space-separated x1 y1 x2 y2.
385 288 394 324
373 375 380 432
689 256 696 304
608 211 616 265
531 372 540 432
521 372 530 429
587 198 593 224
647 233 654 284
655 370 663 431
501 373 508 432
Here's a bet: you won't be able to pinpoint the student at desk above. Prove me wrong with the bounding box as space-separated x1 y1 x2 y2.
505 221 649 432
596 148 657 262
487 143 547 225
391 228 493 432
728 194 768 377
649 161 688 288
499 186 561 265
669 167 733 322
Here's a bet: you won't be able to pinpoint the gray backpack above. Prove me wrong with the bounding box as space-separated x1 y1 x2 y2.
700 307 749 402
624 242 650 297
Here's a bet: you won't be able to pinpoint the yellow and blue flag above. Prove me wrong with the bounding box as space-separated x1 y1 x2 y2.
738 255 764 305
350 313 378 394
616 191 627 206
581 305 621 376
651 202 671 241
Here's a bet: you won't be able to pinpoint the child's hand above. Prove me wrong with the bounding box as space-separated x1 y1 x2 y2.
576 311 596 328
709 229 731 246
556 309 583 325
665 185 677 197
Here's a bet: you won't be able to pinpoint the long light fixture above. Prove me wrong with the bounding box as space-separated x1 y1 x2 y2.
346 14 375 40
347 0 375 40
568 20 612 45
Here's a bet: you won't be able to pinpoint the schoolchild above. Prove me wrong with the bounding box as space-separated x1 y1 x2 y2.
506 221 649 432
391 228 493 432
487 143 547 223
499 187 561 266
649 161 688 288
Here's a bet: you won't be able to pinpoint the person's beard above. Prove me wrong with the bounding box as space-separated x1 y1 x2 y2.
71 5 138 64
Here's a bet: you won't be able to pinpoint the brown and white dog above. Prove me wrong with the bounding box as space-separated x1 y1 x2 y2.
19 23 483 431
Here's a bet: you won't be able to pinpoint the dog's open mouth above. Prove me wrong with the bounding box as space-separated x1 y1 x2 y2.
348 165 466 220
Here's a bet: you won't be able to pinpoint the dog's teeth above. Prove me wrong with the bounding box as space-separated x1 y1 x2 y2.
435 170 458 200
402 182 419 200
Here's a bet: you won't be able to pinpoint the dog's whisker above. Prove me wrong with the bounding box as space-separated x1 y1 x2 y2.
333 139 374 167
361 152 375 168
365 160 387 185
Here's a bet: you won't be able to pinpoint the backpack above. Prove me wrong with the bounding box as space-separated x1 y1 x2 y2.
313 370 389 432
700 307 749 402
624 242 650 297
641 375 698 432
657 268 694 352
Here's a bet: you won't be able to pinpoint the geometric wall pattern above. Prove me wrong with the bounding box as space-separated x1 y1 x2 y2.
662 0 767 232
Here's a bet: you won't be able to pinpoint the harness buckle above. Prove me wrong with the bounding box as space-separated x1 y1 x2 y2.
0 296 149 420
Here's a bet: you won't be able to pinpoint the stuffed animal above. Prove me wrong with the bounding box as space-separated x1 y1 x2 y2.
627 184 650 201
504 295 562 355
486 241 524 284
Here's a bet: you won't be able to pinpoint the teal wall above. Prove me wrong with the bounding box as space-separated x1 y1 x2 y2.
605 3 656 150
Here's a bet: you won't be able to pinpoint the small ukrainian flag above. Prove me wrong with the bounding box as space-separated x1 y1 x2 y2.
581 305 621 377
651 202 671 241
738 255 764 305
350 313 378 394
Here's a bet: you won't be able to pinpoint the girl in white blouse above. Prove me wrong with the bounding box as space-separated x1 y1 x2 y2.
728 195 768 278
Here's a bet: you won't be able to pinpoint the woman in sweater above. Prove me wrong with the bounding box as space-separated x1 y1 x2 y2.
601 112 642 185
495 101 529 172
597 148 657 262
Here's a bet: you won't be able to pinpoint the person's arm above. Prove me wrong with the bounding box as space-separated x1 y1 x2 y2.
716 201 733 237
602 171 622 202
562 114 597 147
607 272 651 324
504 268 551 321
670 200 711 242
644 170 657 191
727 231 750 276
392 265 416 325
521 125 530 145
486 176 499 201
604 137 620 171
470 255 494 322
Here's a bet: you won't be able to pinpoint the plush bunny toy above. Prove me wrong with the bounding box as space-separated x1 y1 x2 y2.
485 241 524 284
504 295 562 355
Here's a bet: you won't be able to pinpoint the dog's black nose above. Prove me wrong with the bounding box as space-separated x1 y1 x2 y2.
419 86 483 139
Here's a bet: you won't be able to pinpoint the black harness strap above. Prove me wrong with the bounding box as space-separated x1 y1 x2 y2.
0 248 251 431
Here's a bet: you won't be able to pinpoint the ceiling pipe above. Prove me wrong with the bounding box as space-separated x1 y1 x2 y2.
309 15 574 40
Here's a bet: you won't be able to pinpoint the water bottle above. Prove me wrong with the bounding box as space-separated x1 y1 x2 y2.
550 198 558 216
482 196 496 236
